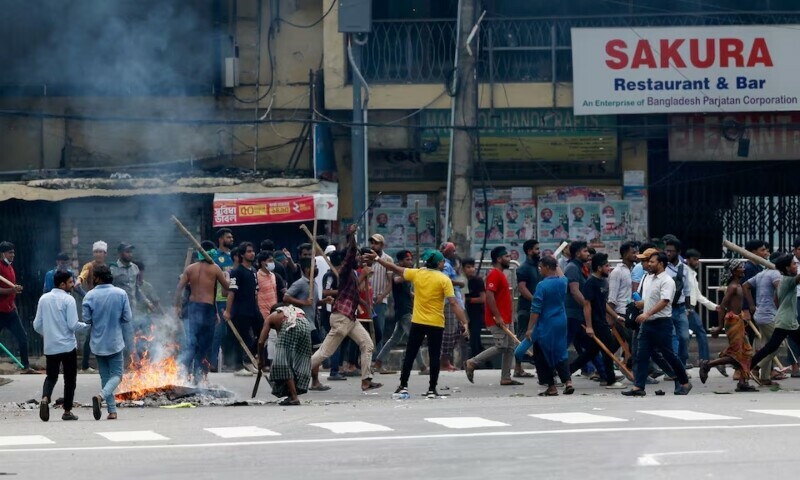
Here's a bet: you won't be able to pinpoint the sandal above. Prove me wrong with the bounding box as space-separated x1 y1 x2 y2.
563 385 575 395
107 413 118 420
465 362 475 384
501 380 524 386
699 360 709 384
278 398 301 406
361 381 383 391
735 384 759 392
538 390 558 396
513 371 535 378
309 384 331 391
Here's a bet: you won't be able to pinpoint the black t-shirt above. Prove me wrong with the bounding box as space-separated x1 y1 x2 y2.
582 275 609 327
465 276 486 324
275 273 287 303
229 264 258 318
515 258 540 315
392 275 413 317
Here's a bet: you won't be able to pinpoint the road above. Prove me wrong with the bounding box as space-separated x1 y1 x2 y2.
1 368 799 479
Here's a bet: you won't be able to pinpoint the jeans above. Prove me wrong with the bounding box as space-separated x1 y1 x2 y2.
81 329 93 370
400 323 443 391
209 303 227 370
570 322 620 385
372 302 388 357
97 351 124 414
375 313 424 368
671 305 690 365
0 310 29 368
231 315 259 369
180 302 217 378
469 325 514 381
43 349 77 410
687 309 709 361
634 317 688 390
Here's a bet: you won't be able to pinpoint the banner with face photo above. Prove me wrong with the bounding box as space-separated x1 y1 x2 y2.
568 202 601 243
371 208 408 249
504 202 537 243
414 207 438 248
538 203 569 241
600 200 631 241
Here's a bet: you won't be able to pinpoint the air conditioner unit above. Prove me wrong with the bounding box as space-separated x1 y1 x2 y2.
224 57 240 88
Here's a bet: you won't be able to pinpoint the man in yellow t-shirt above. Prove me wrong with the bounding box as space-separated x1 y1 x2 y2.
368 249 469 398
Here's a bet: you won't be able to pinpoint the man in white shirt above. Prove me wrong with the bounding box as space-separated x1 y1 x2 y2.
608 242 638 318
33 271 88 422
622 250 692 397
685 249 717 368
368 234 394 355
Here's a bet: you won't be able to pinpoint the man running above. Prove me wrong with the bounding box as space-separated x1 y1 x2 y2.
175 247 229 382
465 247 519 386
699 259 755 391
311 225 382 392
368 249 469 398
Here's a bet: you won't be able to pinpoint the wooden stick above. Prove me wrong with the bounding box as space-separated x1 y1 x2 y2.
553 241 569 259
171 215 213 264
226 316 258 368
414 201 421 267
500 324 521 345
300 224 338 278
746 317 762 339
183 247 194 269
723 239 775 269
611 323 632 359
583 326 634 380
308 219 317 301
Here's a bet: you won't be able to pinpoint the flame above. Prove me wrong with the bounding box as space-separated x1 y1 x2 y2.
116 328 186 400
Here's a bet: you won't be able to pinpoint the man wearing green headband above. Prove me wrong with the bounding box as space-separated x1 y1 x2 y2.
367 248 469 399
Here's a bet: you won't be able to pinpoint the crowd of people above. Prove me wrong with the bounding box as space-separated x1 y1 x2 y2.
6 225 800 418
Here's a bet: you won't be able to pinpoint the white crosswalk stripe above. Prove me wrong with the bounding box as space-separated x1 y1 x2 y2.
309 421 393 434
529 412 628 424
0 435 54 446
749 410 800 419
96 431 170 442
637 410 740 421
424 417 510 429
204 426 281 438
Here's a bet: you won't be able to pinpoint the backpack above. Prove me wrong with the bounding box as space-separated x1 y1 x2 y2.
671 263 685 307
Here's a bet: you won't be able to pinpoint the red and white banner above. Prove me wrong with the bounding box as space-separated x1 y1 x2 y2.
213 194 338 227
572 26 800 115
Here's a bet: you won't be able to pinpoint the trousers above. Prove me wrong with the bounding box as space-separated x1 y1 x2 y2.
311 312 374 381
43 349 78 410
400 323 443 391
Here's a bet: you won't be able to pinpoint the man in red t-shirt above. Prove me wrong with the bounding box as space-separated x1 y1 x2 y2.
0 241 33 372
465 246 520 386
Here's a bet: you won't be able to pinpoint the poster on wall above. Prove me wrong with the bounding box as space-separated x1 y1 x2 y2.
471 188 537 260
538 203 569 241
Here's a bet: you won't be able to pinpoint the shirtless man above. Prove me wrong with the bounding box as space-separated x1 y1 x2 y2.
175 251 229 382
699 259 755 391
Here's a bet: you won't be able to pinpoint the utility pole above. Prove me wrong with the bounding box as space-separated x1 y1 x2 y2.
446 0 478 254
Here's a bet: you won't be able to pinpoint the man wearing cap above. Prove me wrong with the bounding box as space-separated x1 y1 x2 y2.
76 241 108 372
0 241 33 373
110 243 147 367
369 234 393 356
43 252 76 294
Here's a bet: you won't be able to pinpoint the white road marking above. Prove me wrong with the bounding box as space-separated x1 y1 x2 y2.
424 417 510 429
2 423 798 454
636 450 725 466
750 410 800 419
530 412 628 424
637 410 740 421
96 431 169 442
309 421 393 434
204 426 281 438
0 436 54 447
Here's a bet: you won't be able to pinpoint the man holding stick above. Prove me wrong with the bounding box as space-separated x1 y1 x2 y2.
310 225 383 392
568 253 625 389
224 242 261 377
465 247 520 386
175 246 229 382
0 242 34 373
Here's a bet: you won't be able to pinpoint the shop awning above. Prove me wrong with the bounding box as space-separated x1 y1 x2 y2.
212 192 338 227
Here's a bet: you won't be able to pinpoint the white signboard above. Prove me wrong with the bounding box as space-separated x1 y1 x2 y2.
571 26 800 115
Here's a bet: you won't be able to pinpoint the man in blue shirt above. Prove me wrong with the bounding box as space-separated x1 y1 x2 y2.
664 237 691 367
514 239 541 378
42 252 75 294
82 265 131 421
34 270 87 422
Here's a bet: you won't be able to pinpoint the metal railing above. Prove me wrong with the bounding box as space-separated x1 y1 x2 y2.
362 12 800 84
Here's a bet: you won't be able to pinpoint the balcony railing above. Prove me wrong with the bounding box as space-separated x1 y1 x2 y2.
361 12 800 84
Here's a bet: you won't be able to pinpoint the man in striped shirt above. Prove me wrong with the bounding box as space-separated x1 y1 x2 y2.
369 234 394 356
310 225 383 391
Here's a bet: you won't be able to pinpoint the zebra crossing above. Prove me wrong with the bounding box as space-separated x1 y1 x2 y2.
3 409 800 447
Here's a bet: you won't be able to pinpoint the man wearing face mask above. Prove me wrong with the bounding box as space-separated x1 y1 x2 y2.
0 242 33 373
255 250 287 368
